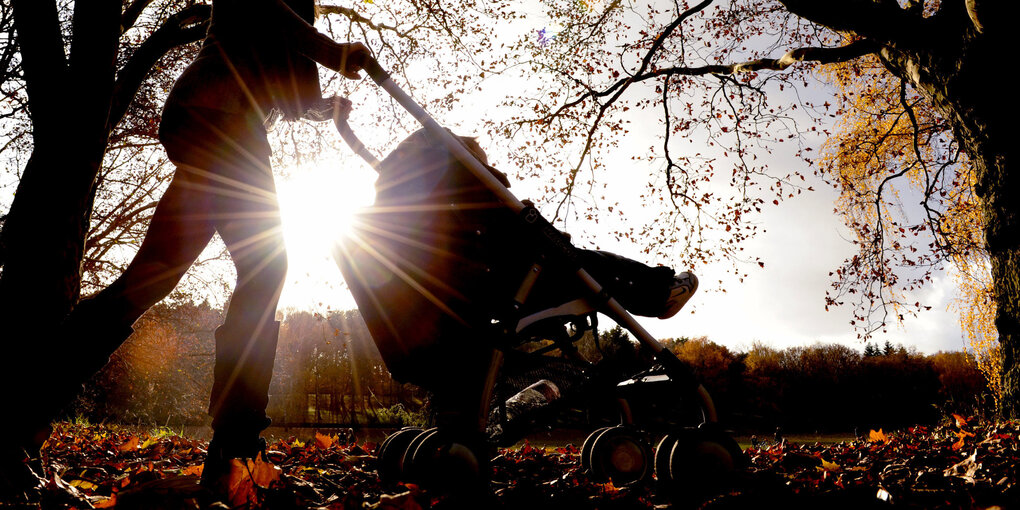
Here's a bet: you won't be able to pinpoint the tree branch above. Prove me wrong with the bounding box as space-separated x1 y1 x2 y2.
553 0 714 218
777 0 928 48
540 39 879 128
10 0 68 142
107 4 211 134
649 39 882 80
121 0 155 33
317 5 411 40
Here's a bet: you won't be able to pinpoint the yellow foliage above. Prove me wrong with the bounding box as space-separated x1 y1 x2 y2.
953 256 1003 407
817 51 1001 406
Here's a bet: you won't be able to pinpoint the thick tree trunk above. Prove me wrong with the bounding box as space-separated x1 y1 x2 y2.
0 0 122 428
877 5 1018 416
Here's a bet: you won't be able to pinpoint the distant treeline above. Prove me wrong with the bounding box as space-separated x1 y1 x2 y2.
71 302 427 429
67 304 988 433
661 335 988 433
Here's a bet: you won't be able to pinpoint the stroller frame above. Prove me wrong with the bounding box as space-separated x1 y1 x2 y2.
336 57 733 491
344 57 717 422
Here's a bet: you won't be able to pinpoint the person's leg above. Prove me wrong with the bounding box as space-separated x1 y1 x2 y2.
50 168 217 403
197 117 287 474
206 191 288 445
74 169 218 331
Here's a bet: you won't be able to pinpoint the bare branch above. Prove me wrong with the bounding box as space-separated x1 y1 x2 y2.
553 0 715 219
107 4 210 134
121 0 154 33
540 39 879 129
317 5 411 40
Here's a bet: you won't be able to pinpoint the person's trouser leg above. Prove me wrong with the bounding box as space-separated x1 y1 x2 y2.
198 122 287 472
58 170 219 383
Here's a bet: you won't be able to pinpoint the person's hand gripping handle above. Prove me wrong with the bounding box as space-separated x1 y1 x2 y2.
338 42 372 80
339 43 388 84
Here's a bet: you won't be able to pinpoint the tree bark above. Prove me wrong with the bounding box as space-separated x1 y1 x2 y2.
0 0 120 326
870 5 1017 416
0 1 208 427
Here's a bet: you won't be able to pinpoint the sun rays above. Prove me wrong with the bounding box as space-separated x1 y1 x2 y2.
274 161 376 311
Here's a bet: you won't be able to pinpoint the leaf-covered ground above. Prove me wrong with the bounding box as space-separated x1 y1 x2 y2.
8 420 1017 509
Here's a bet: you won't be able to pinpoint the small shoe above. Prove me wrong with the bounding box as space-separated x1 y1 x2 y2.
658 271 698 319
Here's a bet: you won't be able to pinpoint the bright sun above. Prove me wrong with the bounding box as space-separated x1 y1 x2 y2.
275 160 376 311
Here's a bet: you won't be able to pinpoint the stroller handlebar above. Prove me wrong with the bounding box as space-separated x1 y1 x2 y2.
352 53 389 86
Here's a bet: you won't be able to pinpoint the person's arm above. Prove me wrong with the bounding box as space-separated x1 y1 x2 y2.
259 0 370 79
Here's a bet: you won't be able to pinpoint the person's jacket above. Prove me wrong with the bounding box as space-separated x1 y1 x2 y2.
200 0 322 120
168 0 357 121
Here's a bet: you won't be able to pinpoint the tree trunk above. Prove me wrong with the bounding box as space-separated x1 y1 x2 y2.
877 7 1018 416
0 0 121 427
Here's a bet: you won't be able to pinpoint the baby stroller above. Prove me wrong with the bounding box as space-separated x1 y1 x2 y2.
332 58 744 495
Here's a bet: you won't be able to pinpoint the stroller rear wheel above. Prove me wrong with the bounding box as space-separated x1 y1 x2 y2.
659 425 745 499
399 427 439 483
406 429 488 492
583 426 652 486
580 426 613 478
653 433 682 487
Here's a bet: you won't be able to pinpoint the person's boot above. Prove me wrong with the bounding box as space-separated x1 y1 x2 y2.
201 320 280 494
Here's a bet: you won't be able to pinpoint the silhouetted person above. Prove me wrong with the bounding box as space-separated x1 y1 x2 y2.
1 0 368 497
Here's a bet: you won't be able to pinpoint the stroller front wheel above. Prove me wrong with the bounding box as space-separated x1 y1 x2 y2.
376 427 424 486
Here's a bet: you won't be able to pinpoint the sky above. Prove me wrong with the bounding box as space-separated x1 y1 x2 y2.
265 1 973 356
0 1 968 357
271 105 970 357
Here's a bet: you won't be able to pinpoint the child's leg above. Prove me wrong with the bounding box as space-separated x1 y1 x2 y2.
579 250 697 319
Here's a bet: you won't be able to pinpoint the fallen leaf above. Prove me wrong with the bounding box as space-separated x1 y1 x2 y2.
371 490 424 510
944 450 981 482
118 435 140 452
181 464 203 476
69 479 98 491
869 429 889 443
952 429 976 450
249 453 282 487
227 459 256 506
952 413 969 428
93 496 116 508
315 431 335 449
